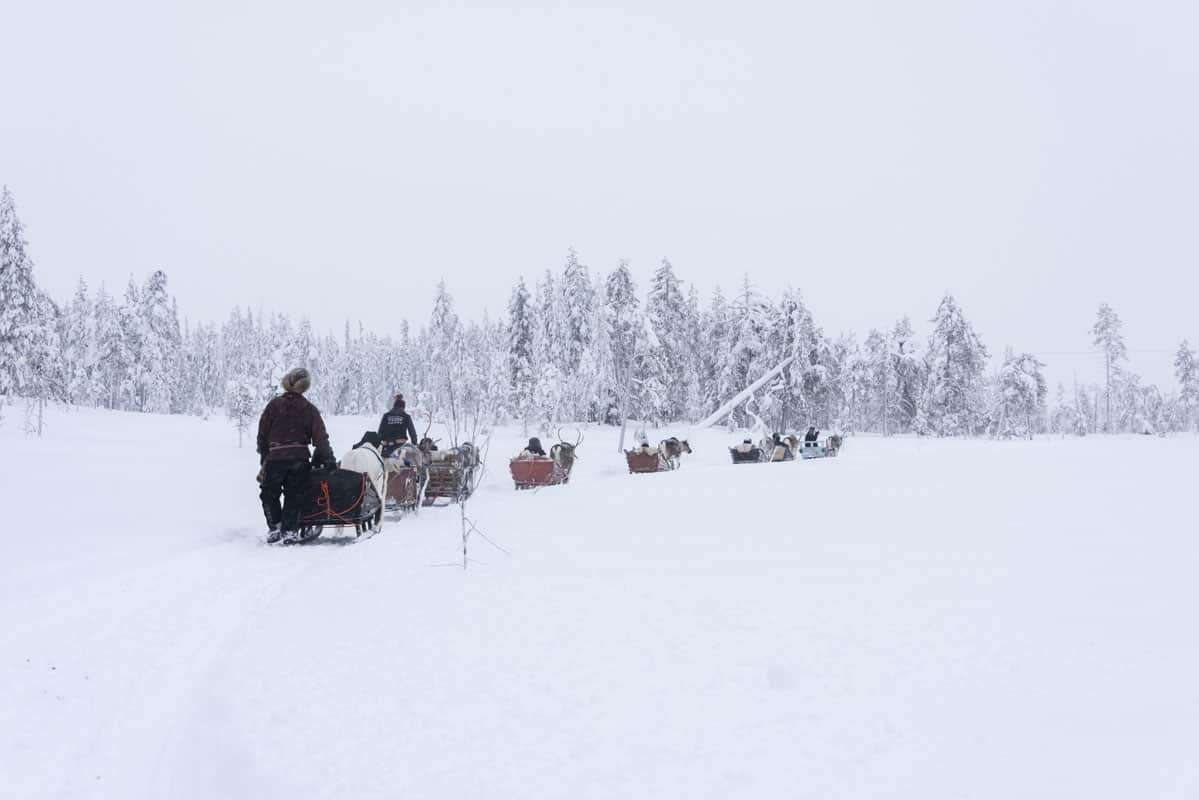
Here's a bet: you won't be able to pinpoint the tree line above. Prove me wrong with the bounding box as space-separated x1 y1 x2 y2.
2 186 1197 438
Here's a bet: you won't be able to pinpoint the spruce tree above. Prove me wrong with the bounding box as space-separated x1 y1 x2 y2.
61 278 95 405
558 249 599 421
119 278 144 410
891 316 924 432
991 349 1047 439
603 261 644 437
862 329 892 433
645 259 692 421
698 287 732 420
507 277 536 430
841 333 872 434
0 187 43 401
920 295 989 436
1173 340 1198 431
428 281 464 427
1090 303 1127 433
136 270 181 414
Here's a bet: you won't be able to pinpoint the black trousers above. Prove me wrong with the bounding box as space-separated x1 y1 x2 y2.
260 460 310 532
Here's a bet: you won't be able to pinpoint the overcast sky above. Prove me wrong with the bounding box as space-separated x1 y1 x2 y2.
2 0 1195 387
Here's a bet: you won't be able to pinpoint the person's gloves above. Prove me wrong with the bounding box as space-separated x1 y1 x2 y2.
256 467 265 484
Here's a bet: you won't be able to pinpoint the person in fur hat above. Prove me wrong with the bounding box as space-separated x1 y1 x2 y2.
256 367 336 543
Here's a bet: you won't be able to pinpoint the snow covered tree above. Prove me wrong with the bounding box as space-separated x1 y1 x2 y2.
767 292 806 431
990 349 1047 439
478 313 511 423
919 295 989 436
718 276 772 428
21 290 63 434
0 187 43 403
425 281 464 428
698 287 731 418
262 313 297 408
134 270 181 414
782 291 832 429
1075 380 1098 435
644 259 697 422
506 277 536 430
186 321 223 416
890 316 924 432
61 278 97 405
1174 340 1198 432
1049 383 1074 435
1114 372 1151 433
840 333 872 434
225 379 258 448
1091 303 1127 433
860 329 892 433
557 249 600 421
92 286 127 409
0 188 63 432
602 262 638 422
117 279 145 411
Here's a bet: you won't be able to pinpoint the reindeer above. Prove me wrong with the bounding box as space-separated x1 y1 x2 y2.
396 442 426 469
658 437 693 470
550 428 583 480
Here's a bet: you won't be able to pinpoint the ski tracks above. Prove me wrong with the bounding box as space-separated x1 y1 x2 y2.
1 529 320 800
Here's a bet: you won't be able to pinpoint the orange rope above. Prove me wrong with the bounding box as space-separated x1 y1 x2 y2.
300 474 367 524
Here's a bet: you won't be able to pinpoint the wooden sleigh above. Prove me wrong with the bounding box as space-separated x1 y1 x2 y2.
384 465 426 513
625 449 674 473
422 444 480 505
509 456 571 489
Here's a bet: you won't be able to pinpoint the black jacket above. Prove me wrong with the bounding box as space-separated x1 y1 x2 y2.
378 406 418 444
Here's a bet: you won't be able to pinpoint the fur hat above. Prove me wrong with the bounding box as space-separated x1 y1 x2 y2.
281 367 311 394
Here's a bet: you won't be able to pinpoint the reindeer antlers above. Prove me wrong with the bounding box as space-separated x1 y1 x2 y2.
557 427 584 447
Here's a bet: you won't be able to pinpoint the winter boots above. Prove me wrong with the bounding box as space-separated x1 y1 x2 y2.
276 527 321 545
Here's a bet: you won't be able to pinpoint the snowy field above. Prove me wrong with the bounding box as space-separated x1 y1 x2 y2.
2 408 1197 799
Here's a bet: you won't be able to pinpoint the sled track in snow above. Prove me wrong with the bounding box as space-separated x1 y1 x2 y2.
2 532 334 799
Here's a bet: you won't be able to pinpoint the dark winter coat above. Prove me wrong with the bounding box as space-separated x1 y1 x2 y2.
804 428 819 443
378 405 418 445
257 392 335 466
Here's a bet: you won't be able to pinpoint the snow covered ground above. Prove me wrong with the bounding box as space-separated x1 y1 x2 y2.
2 408 1197 799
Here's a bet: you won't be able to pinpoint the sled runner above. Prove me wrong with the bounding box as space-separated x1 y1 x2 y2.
509 456 570 489
289 467 383 542
423 443 480 505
